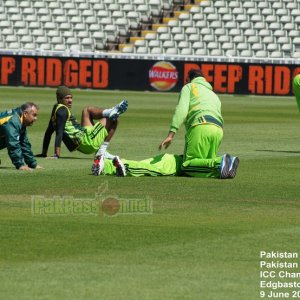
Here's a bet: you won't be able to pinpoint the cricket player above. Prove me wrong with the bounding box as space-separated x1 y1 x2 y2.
159 68 239 179
101 151 239 178
102 153 183 177
293 74 300 111
0 102 43 170
37 86 128 175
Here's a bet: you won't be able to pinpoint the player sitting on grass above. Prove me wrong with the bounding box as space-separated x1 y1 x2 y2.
0 102 43 171
98 153 239 178
159 68 239 179
37 86 128 176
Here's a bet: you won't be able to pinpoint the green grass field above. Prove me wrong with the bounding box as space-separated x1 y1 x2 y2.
0 87 300 300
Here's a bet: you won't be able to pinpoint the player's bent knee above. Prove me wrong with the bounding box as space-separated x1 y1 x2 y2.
105 118 118 131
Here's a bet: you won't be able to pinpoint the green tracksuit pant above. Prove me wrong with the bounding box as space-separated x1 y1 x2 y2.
181 124 223 178
293 74 300 112
103 153 183 177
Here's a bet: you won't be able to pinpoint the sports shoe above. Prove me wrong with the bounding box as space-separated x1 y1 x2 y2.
91 155 104 176
113 156 126 177
228 156 239 179
108 100 128 121
220 154 231 179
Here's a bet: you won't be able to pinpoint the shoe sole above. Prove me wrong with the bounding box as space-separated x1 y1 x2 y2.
91 157 104 176
220 154 231 179
109 100 128 120
113 157 126 177
228 157 239 179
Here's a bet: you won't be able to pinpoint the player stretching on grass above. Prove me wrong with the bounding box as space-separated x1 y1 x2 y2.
37 86 128 175
0 102 43 171
100 153 181 177
159 68 239 179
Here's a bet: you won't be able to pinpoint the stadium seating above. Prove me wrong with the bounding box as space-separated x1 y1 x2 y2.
0 0 298 58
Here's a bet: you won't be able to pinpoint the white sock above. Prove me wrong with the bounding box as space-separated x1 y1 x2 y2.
96 142 109 157
104 151 116 160
102 108 112 118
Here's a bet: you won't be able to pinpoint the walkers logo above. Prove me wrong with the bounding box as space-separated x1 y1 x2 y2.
149 61 178 91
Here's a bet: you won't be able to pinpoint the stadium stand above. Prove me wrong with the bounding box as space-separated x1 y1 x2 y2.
0 0 298 59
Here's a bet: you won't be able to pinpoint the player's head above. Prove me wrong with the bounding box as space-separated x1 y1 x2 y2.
186 69 204 84
56 86 73 108
21 102 39 126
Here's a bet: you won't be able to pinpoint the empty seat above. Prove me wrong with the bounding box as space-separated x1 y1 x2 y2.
268 22 281 30
122 45 134 53
210 49 223 56
207 42 219 50
220 35 231 43
173 34 185 42
180 48 193 55
248 36 260 44
23 43 36 50
240 50 253 57
163 40 176 48
277 36 290 44
225 49 238 57
255 50 268 58
267 43 279 51
40 43 52 50
165 48 178 55
20 36 33 43
36 36 48 44
222 42 234 50
8 42 20 49
151 47 163 54
258 29 272 37
215 28 227 36
192 41 205 49
252 43 265 51
281 44 293 52
233 36 245 44
136 46 148 54
177 41 190 49
54 44 67 51
270 51 282 58
236 43 249 51
195 48 208 56
262 36 275 44
148 40 161 48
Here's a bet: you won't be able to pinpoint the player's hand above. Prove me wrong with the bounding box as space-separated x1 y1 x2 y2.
19 165 33 171
159 136 173 150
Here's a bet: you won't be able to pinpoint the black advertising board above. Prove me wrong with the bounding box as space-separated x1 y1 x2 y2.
0 55 299 95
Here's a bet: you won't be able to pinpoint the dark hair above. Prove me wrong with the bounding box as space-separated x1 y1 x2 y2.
187 69 204 82
21 102 39 112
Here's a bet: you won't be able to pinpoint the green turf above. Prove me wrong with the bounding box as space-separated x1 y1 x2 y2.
0 87 300 300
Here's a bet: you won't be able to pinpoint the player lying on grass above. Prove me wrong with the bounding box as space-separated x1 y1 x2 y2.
98 153 239 178
0 102 43 171
159 68 239 179
36 86 128 175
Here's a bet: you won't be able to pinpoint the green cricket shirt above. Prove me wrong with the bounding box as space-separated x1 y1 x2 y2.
0 107 37 169
169 77 224 133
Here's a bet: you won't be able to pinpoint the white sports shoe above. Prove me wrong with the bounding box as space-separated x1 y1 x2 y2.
108 100 128 121
113 156 126 177
228 156 239 179
91 155 104 176
220 154 230 179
